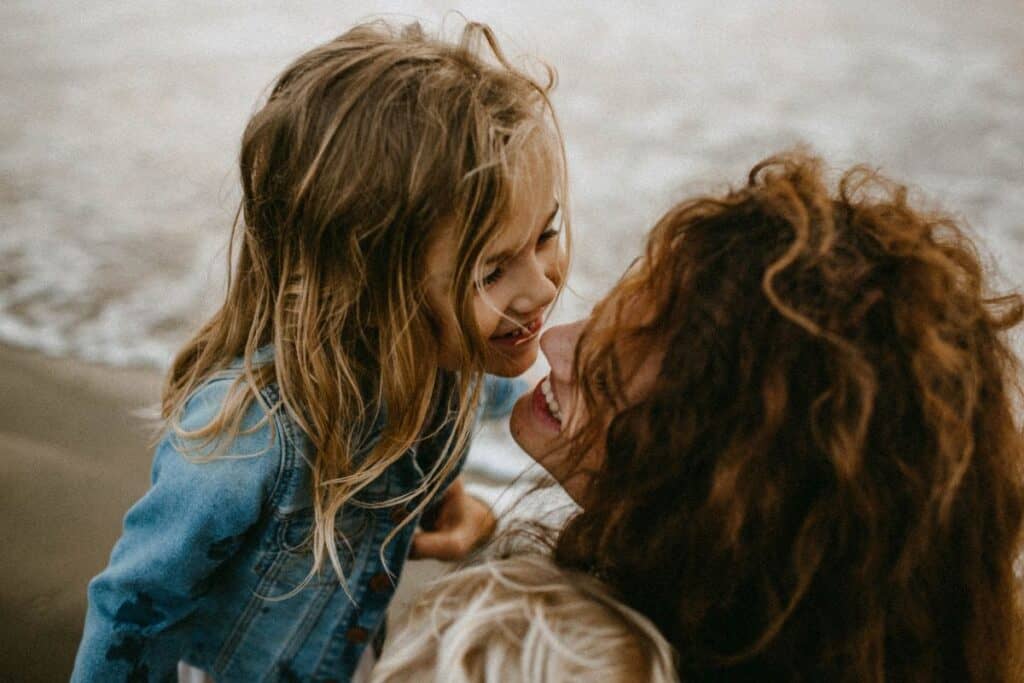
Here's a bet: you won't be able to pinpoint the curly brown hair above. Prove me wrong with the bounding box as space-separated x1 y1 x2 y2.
554 153 1024 681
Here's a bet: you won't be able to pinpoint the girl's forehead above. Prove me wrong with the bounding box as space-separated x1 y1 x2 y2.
434 135 561 273
471 129 561 254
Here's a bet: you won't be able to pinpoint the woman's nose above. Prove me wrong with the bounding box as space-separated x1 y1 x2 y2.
540 320 586 383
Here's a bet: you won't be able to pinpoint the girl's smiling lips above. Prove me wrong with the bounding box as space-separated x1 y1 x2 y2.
488 317 543 349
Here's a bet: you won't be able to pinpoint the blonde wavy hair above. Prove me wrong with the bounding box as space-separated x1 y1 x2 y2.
371 554 678 682
162 19 567 584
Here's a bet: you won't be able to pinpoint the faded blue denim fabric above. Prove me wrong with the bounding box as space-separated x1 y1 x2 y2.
478 373 527 420
72 351 526 683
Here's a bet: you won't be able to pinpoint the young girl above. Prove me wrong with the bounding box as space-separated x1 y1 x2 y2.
72 19 568 682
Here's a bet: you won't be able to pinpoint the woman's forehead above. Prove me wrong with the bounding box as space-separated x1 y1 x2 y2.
582 262 668 380
598 261 658 328
586 288 658 355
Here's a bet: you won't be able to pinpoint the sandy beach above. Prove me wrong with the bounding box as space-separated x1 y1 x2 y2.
0 345 156 678
0 344 452 681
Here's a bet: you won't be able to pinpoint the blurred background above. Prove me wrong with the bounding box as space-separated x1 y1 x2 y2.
4 0 1022 480
2 1 1022 678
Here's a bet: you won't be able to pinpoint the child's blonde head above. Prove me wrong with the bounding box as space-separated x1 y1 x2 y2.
372 554 678 683
164 19 568 583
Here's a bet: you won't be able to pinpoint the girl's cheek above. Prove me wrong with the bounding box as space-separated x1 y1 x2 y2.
473 294 502 337
548 249 568 287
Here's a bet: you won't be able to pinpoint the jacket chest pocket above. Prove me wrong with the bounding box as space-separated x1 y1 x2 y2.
258 505 375 593
279 505 371 553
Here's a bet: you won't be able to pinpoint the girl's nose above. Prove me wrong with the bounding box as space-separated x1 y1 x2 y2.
510 254 559 315
540 320 586 383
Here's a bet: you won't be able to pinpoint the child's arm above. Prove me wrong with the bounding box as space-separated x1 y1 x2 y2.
409 375 525 561
478 374 529 420
71 381 281 682
410 477 495 561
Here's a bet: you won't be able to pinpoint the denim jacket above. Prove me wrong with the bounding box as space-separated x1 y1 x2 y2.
72 350 524 683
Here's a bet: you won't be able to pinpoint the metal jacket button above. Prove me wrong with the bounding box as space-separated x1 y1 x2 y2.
369 572 392 593
389 505 410 524
345 626 369 644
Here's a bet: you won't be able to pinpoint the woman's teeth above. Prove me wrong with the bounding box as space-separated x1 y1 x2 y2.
541 376 562 423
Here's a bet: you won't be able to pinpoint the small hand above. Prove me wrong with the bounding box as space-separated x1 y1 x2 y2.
410 477 496 561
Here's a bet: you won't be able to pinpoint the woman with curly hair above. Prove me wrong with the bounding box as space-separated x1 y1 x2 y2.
510 152 1024 681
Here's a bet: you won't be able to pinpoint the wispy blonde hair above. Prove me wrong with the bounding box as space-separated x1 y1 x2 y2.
162 19 568 585
372 554 678 682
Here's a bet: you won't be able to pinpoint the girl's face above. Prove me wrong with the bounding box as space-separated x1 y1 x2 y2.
425 154 566 377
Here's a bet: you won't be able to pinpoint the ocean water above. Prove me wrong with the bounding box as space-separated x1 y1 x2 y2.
3 0 1022 479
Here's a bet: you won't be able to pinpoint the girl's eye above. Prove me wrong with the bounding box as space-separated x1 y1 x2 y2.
481 266 504 287
538 227 559 245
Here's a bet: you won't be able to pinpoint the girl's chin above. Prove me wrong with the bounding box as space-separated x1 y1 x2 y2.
483 343 539 377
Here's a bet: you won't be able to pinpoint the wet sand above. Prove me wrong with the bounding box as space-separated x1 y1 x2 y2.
0 345 157 679
0 345 451 681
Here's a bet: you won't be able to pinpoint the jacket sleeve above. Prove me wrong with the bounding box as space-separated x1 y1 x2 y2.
478 374 529 420
423 375 528 512
71 380 283 682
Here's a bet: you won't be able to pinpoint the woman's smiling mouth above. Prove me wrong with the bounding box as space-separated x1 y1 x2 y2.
529 374 563 429
540 375 562 422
